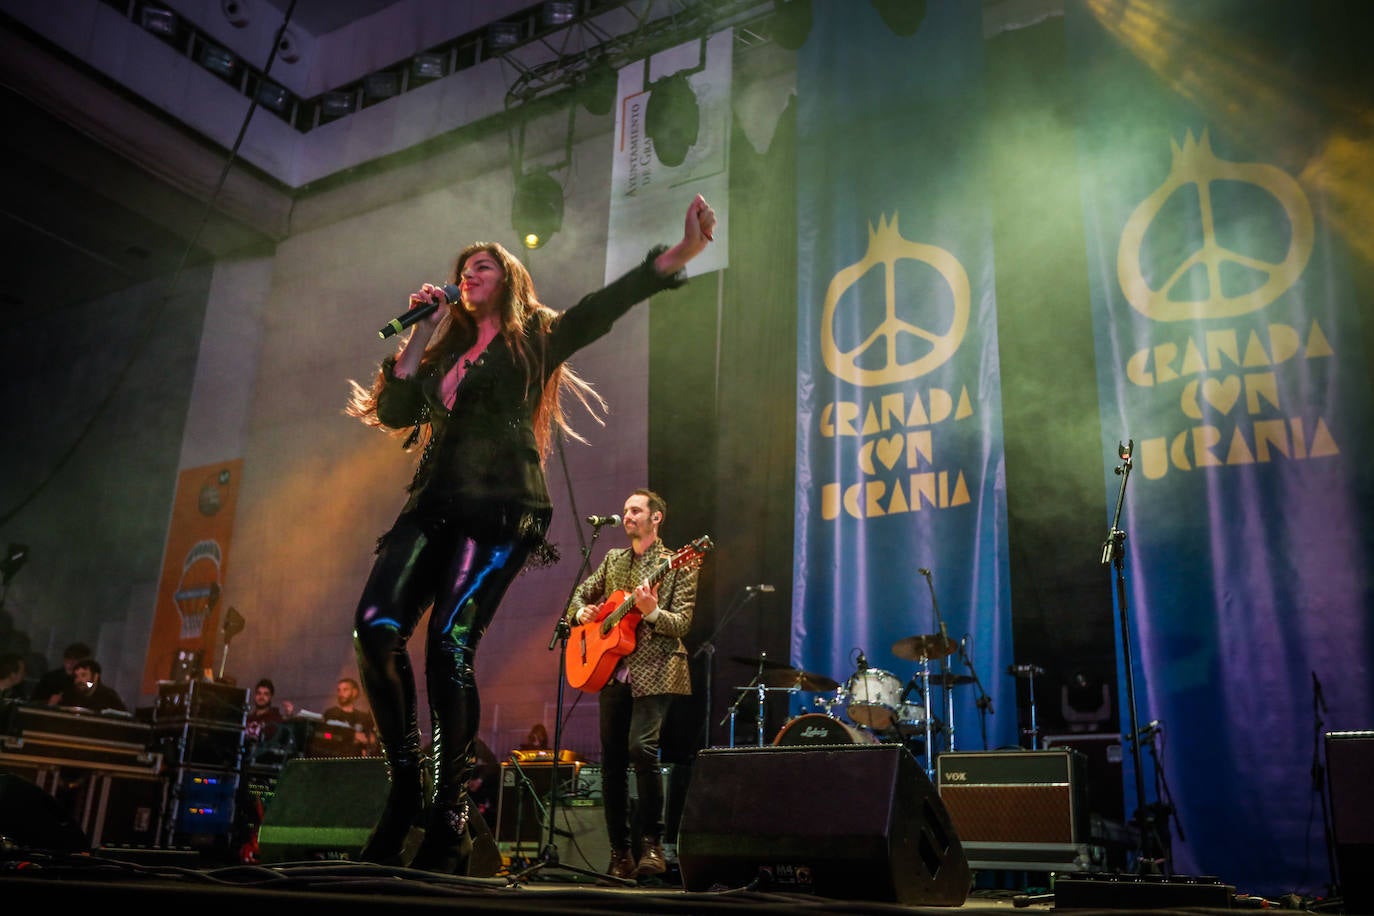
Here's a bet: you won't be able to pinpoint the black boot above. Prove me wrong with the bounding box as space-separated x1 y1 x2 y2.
410 798 473 874
359 757 424 866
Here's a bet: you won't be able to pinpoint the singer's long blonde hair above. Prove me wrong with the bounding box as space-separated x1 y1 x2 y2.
346 241 605 461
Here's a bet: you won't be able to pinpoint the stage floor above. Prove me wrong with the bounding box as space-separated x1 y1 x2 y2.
0 850 1337 915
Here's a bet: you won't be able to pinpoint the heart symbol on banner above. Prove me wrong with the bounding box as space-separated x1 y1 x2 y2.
1201 375 1241 414
875 435 903 470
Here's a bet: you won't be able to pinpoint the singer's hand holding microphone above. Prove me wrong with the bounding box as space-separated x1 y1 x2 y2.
378 282 461 340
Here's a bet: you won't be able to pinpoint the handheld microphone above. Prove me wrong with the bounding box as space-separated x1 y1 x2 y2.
746 584 776 593
586 514 621 528
378 284 461 340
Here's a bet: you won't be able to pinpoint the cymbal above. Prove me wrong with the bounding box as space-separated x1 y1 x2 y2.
730 654 794 671
762 668 840 692
891 633 958 661
925 672 975 688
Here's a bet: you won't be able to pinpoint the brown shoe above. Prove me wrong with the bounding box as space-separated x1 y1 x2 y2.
605 847 637 881
635 837 666 876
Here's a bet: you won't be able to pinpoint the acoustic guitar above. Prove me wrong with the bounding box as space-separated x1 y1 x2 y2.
565 535 713 693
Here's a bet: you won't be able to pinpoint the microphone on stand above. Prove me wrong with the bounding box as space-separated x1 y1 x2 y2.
585 514 622 528
745 584 776 593
1133 719 1163 739
1006 663 1044 676
377 284 461 339
856 650 868 671
918 567 932 577
1312 671 1328 713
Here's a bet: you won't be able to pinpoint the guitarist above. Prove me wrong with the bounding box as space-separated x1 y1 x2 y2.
566 488 698 883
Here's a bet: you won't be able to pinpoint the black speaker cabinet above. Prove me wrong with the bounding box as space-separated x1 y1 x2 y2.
1326 730 1374 914
678 744 969 905
257 756 498 875
0 773 90 854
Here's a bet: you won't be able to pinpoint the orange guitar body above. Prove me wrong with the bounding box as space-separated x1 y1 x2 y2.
562 535 714 694
565 592 642 693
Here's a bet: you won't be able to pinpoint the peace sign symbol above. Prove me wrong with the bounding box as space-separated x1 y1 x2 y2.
821 214 970 387
1118 130 1313 322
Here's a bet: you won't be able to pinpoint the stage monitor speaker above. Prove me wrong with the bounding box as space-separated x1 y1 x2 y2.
678 744 969 906
1326 730 1374 914
0 773 90 854
257 756 498 875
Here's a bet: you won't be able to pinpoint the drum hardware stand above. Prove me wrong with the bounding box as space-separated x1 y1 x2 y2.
694 585 766 747
512 509 628 886
1007 663 1043 749
1101 438 1166 875
720 675 760 748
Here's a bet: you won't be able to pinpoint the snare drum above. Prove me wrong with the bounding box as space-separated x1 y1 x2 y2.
844 668 903 730
895 701 926 729
773 713 877 747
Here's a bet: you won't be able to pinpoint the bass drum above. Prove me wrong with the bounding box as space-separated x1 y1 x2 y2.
773 713 877 747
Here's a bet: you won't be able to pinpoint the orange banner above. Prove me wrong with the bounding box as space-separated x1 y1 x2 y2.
141 460 242 696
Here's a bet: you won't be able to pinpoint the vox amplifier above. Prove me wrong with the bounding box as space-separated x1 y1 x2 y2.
936 748 1101 872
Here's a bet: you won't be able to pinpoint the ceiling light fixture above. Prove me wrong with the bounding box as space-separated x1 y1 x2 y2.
644 72 700 168
511 169 565 250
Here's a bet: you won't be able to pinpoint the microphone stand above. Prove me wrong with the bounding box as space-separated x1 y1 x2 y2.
1100 438 1160 875
693 586 764 748
919 569 954 755
511 515 628 885
1311 671 1338 897
957 638 993 750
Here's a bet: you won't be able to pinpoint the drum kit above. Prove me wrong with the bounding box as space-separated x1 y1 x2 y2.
725 631 973 767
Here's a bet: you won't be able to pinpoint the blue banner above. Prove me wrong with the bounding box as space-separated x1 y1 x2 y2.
793 3 1016 760
1069 0 1374 892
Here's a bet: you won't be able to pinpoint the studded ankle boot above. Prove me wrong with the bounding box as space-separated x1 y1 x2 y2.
410 798 473 874
359 755 424 866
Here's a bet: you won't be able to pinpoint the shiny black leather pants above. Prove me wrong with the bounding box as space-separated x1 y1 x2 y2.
353 512 530 806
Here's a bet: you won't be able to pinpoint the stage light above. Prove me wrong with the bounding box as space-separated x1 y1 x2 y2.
140 5 180 40
578 57 617 117
487 20 522 53
198 42 240 81
411 51 448 83
511 169 565 250
540 1 577 29
320 90 357 121
256 80 292 114
645 72 699 168
871 0 926 36
363 70 401 104
772 0 812 50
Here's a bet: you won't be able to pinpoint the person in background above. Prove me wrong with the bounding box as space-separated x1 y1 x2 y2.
519 723 549 750
344 194 715 875
56 658 127 712
0 653 28 701
35 641 92 705
566 488 699 882
244 677 287 745
322 676 379 756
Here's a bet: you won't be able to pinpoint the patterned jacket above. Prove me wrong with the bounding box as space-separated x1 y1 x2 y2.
566 539 696 697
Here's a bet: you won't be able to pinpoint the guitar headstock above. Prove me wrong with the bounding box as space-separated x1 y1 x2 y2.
671 535 714 571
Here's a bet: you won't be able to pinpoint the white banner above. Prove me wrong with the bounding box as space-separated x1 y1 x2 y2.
605 29 731 284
